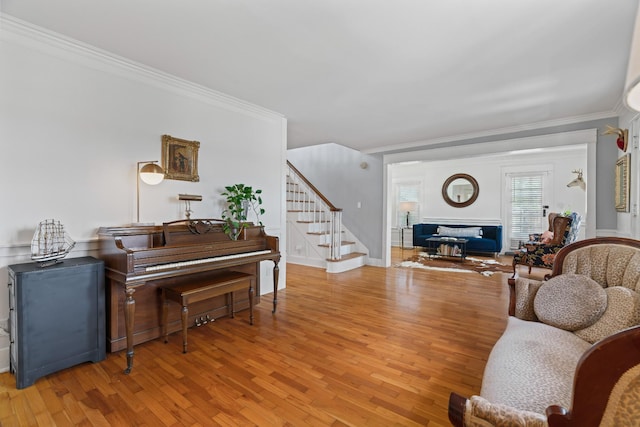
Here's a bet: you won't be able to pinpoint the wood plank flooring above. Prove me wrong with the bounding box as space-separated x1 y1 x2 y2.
0 249 545 426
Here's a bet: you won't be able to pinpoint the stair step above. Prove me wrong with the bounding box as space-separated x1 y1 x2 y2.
318 241 355 248
307 231 344 236
287 199 315 203
297 220 329 224
326 252 366 262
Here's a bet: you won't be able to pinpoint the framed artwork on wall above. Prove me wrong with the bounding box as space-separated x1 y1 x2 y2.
162 135 200 182
615 153 630 212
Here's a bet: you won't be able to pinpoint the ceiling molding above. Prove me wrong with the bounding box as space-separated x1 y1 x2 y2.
366 112 615 155
0 14 285 122
383 128 597 164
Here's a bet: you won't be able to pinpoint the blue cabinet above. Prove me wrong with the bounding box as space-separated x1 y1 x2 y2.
8 256 105 389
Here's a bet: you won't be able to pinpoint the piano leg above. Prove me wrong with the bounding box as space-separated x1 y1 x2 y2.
124 287 136 374
272 260 280 313
248 281 254 325
181 305 188 354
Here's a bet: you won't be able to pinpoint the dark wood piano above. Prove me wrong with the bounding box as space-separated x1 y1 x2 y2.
98 219 280 373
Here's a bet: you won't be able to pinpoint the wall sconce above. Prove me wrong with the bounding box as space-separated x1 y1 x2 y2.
603 125 629 152
137 161 164 223
625 5 640 112
566 169 586 191
178 193 202 219
398 201 417 227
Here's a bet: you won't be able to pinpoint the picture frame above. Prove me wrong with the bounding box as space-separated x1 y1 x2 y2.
615 153 630 212
162 135 200 182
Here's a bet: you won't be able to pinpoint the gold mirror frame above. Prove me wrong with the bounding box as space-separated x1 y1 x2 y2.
442 173 479 208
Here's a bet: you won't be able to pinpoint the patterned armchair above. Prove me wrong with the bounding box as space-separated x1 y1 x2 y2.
512 212 581 277
449 237 640 427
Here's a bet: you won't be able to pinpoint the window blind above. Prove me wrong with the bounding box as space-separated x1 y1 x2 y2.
510 174 544 249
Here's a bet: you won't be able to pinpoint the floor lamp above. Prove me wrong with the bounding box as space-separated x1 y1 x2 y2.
398 201 417 249
137 161 165 224
398 201 416 228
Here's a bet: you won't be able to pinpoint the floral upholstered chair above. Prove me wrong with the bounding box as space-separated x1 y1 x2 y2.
512 212 582 277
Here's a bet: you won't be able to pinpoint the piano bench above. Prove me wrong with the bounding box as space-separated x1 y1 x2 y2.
160 271 256 353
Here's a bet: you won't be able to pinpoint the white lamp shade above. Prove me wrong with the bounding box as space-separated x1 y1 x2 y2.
139 163 164 185
626 80 640 111
398 201 417 212
625 5 640 111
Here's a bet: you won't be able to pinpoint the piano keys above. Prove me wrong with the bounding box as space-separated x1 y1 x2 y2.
98 219 280 373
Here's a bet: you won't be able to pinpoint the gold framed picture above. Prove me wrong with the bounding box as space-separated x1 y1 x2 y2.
162 135 200 182
615 153 630 212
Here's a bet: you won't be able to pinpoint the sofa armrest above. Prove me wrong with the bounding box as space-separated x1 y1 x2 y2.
448 392 467 426
546 325 640 426
508 277 544 319
449 394 547 427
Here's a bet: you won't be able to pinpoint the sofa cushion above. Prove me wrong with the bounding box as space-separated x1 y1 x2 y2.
480 317 591 414
437 225 482 238
574 287 640 344
534 274 607 331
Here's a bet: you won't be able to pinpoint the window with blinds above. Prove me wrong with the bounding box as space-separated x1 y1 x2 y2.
396 183 420 227
509 174 544 249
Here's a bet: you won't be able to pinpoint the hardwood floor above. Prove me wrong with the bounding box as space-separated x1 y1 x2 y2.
0 249 544 426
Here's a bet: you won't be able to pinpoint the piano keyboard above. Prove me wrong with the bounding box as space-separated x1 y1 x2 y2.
145 249 273 272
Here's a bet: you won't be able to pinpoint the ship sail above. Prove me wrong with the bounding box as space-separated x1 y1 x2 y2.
31 219 76 266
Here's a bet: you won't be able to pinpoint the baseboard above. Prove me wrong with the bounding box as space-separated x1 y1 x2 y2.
0 343 9 374
366 257 384 267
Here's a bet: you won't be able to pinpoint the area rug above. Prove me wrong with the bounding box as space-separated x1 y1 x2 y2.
396 252 514 276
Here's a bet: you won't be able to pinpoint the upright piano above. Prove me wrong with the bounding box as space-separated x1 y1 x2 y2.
98 219 280 373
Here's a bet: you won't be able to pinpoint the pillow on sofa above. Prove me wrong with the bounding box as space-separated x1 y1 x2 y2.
437 226 483 238
534 274 607 331
540 230 554 244
574 287 640 343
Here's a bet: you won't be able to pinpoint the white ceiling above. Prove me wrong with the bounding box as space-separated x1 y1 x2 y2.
3 0 638 153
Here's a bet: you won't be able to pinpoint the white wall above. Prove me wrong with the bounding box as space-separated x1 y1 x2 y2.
391 148 587 221
0 18 287 372
389 145 588 250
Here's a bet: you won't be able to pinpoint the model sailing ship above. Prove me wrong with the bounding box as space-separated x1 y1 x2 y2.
31 219 76 267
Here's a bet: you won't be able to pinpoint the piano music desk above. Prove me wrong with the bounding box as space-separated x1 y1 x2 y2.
161 271 256 353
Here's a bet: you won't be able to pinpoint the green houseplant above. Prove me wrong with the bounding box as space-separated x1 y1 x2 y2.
220 184 265 240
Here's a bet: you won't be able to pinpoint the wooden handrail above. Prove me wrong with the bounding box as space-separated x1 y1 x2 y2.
286 161 342 212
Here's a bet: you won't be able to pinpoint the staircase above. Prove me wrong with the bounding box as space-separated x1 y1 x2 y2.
286 161 367 273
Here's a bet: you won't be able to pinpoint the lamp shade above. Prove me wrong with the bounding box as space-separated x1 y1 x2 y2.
625 5 640 111
139 163 164 185
398 201 416 212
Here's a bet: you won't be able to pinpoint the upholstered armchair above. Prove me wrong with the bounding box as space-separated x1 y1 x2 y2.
449 237 640 427
512 212 581 276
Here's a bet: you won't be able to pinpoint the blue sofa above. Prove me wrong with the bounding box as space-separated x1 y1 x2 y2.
412 223 503 255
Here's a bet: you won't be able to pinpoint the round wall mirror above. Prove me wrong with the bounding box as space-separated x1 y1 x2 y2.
442 173 479 208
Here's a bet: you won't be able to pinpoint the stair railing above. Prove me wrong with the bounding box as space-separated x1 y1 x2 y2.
287 161 343 260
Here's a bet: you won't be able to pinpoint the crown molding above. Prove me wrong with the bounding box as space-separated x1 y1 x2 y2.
365 111 617 155
0 14 285 122
384 128 597 165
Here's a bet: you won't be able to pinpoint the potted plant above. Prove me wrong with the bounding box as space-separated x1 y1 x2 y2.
220 184 265 240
